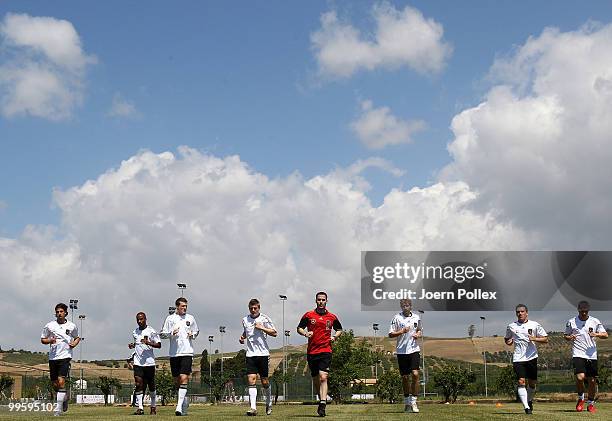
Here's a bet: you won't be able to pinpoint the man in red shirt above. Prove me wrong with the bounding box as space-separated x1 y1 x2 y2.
297 291 343 417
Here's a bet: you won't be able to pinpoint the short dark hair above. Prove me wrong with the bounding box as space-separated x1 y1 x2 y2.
136 312 146 319
577 300 590 310
55 303 68 313
175 297 188 306
315 291 327 300
515 303 528 312
248 298 260 307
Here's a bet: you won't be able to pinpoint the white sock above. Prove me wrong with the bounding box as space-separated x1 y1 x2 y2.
411 395 417 404
176 386 187 412
56 390 66 414
587 399 594 405
527 386 535 403
249 386 258 410
264 386 271 406
518 386 529 409
578 392 585 400
150 391 156 407
135 392 143 409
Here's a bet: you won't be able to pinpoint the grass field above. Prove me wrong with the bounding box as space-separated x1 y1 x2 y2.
0 402 610 420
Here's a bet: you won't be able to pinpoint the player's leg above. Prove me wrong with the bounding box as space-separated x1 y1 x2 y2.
133 373 145 414
526 358 537 412
146 367 157 415
55 376 67 416
409 352 420 412
260 357 272 415
573 357 586 411
397 355 412 412
586 359 598 413
246 373 258 415
176 374 190 415
514 362 530 413
318 370 329 417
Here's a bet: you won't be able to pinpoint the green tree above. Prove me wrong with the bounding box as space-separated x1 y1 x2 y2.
155 367 176 406
94 376 122 406
495 364 517 398
202 372 230 403
433 365 476 403
327 331 373 403
0 374 15 399
597 365 610 389
376 368 402 403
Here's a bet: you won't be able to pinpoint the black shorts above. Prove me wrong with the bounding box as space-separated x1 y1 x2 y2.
246 356 270 377
170 356 193 377
134 365 156 389
573 357 598 377
49 358 71 381
307 352 332 377
397 352 421 376
513 359 538 381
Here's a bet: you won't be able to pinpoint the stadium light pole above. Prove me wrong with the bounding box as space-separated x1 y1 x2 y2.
480 316 488 397
177 283 187 297
78 314 86 404
69 299 78 323
279 294 287 402
417 310 425 398
219 326 226 376
372 323 379 382
208 335 214 400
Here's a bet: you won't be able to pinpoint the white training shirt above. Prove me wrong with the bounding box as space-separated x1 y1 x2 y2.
389 312 421 355
160 313 199 357
132 326 160 367
241 313 276 357
41 320 79 361
505 320 547 362
564 316 606 360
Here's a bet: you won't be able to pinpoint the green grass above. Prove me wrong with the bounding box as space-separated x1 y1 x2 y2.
0 402 610 420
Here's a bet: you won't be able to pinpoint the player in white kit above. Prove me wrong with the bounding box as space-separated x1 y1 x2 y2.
563 300 608 413
160 297 199 416
239 298 277 416
388 299 422 413
504 304 548 415
41 303 80 417
129 312 161 415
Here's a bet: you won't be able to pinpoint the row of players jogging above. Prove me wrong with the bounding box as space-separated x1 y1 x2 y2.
41 294 607 417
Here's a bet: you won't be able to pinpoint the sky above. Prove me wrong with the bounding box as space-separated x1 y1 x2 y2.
1 1 612 360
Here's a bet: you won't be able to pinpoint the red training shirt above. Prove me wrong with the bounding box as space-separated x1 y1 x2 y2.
298 309 342 355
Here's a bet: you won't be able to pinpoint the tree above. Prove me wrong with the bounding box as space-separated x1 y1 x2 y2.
0 374 15 399
495 364 517 398
468 325 476 340
94 376 122 406
597 365 610 388
200 349 209 376
376 369 402 403
202 350 246 403
327 331 373 403
433 365 476 403
155 367 176 406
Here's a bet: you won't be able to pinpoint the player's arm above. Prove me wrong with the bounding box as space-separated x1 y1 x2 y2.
529 325 548 343
563 322 576 341
331 319 343 342
504 326 513 345
591 323 608 339
189 318 200 339
146 332 162 348
40 326 56 345
388 318 408 338
297 316 312 338
68 326 81 348
256 318 277 337
159 316 173 339
413 320 423 339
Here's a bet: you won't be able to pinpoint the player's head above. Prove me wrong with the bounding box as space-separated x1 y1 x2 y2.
515 304 528 322
399 299 412 314
315 291 328 309
577 300 590 320
55 303 68 321
136 312 147 328
175 297 188 315
248 298 260 317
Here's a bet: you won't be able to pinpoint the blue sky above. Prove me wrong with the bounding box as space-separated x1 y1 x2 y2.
1 1 612 358
2 0 610 235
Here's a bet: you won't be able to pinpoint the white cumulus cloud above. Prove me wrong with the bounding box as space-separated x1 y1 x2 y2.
351 100 426 149
0 13 96 120
311 2 452 78
442 23 612 248
0 148 526 358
